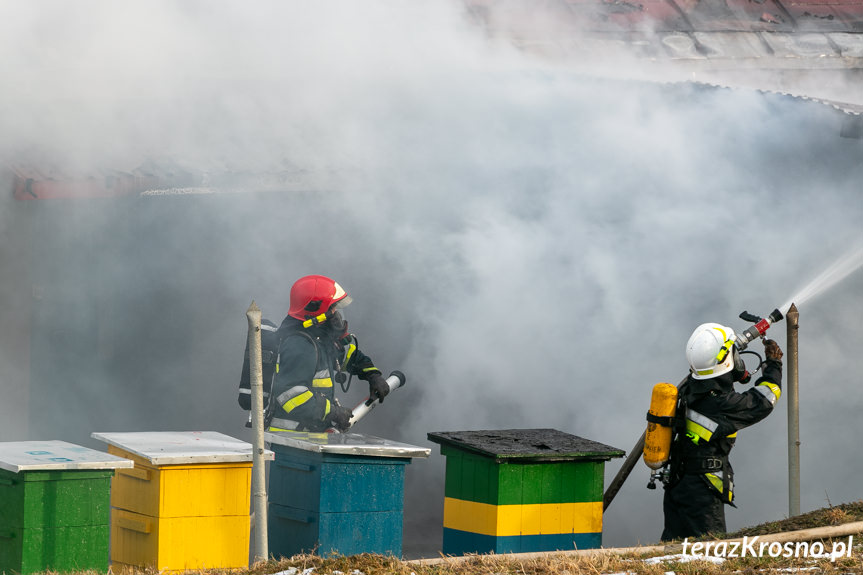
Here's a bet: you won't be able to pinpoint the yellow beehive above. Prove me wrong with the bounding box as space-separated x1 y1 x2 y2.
108 449 252 517
92 431 271 572
111 508 250 572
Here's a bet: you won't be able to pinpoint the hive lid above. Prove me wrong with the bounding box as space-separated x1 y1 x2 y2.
91 431 274 465
427 428 625 461
0 440 134 472
265 431 431 458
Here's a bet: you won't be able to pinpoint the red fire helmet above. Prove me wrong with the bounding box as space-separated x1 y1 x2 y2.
288 275 352 320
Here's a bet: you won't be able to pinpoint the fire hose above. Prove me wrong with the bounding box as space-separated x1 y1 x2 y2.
346 370 406 429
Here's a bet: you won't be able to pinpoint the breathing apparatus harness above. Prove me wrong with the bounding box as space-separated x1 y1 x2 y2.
301 309 356 393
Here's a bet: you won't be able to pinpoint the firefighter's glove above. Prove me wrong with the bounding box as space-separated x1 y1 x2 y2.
764 339 783 362
368 372 390 404
329 404 353 432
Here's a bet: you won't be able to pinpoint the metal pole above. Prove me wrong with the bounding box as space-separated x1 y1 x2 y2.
603 375 688 511
786 303 800 517
603 431 645 512
246 301 268 562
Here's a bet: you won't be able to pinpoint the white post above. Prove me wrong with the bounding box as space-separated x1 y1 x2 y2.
246 301 268 562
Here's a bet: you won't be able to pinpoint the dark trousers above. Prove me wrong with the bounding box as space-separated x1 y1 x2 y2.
661 473 726 541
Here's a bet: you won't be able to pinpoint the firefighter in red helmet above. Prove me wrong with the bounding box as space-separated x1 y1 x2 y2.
268 275 390 432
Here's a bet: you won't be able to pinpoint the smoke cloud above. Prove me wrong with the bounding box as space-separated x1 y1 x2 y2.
0 0 861 556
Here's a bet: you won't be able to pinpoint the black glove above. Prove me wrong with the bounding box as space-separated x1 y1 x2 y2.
368 372 390 404
764 339 783 362
329 404 352 432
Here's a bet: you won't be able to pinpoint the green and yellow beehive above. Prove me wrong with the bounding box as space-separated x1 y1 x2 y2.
428 429 623 555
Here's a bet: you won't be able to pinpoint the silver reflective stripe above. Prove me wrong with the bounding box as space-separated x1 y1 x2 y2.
687 409 719 433
268 417 299 431
685 408 720 443
312 368 333 388
262 324 278 332
277 386 310 404
755 384 779 405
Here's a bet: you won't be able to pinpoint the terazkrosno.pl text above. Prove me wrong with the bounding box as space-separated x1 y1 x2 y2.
682 536 854 563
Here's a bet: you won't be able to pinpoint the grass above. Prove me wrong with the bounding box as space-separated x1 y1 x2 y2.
726 499 863 537
83 500 863 575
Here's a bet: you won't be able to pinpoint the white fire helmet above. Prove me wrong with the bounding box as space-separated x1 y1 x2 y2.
686 323 737 380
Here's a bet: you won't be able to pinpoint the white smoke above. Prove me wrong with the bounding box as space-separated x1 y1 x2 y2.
0 0 861 556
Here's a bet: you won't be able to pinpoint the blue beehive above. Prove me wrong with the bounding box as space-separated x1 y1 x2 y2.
265 431 429 558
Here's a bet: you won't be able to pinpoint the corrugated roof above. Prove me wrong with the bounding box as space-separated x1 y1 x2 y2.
465 0 863 34
463 0 863 107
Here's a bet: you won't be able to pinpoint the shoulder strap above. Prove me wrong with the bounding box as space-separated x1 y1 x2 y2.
264 330 319 430
665 379 691 485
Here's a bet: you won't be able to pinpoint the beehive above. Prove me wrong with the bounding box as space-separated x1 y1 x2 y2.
265 431 429 558
0 440 132 574
91 431 271 572
428 429 624 555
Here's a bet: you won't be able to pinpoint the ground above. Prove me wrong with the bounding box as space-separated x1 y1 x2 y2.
111 500 863 575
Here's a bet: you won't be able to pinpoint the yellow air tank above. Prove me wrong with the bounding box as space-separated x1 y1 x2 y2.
643 382 678 470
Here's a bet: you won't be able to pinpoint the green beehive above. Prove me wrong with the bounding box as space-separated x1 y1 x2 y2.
428 429 624 556
0 441 132 574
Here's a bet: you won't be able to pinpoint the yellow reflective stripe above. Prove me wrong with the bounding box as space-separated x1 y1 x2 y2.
686 409 718 443
282 391 313 414
345 343 356 363
362 366 378 373
715 338 735 363
442 498 602 537
322 399 331 420
695 367 716 377
706 472 733 502
311 368 333 388
268 417 299 431
756 381 781 404
727 431 737 438
706 473 723 492
686 420 713 443
302 312 329 328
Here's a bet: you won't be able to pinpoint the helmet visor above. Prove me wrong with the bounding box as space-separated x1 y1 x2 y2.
331 295 353 311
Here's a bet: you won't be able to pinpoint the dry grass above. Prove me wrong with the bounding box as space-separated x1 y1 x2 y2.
240 547 863 575
93 500 863 575
725 499 863 538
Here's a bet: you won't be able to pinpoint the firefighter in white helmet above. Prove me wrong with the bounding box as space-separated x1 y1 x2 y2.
661 323 783 540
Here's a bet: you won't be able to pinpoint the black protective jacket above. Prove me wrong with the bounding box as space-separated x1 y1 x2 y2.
662 358 782 540
267 316 380 432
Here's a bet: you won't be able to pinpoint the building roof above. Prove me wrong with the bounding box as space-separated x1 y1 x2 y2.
463 0 863 108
